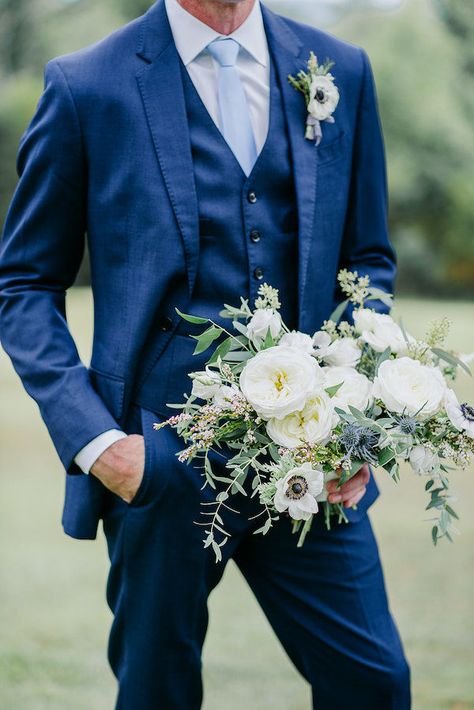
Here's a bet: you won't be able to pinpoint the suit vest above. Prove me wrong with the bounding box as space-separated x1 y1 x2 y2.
134 56 299 413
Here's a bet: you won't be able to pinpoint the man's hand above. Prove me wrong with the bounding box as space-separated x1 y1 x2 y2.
326 463 371 508
90 435 145 503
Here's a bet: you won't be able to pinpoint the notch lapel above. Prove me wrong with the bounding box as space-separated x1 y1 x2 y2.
136 0 199 296
261 5 318 325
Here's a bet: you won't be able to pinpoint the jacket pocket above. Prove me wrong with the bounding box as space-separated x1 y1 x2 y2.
88 367 126 421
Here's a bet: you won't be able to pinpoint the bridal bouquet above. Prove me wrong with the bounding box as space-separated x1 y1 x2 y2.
156 271 474 561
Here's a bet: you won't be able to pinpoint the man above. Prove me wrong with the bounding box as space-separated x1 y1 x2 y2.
0 0 411 707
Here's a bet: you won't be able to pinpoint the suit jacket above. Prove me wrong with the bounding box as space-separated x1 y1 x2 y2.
0 0 396 536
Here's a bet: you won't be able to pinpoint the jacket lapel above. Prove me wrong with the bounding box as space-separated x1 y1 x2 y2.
261 4 318 323
136 0 199 297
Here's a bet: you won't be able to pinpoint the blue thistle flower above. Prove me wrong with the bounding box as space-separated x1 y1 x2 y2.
338 423 379 465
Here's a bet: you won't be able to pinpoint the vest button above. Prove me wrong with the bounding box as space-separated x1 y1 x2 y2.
254 267 264 280
250 230 261 243
247 190 257 204
158 315 173 332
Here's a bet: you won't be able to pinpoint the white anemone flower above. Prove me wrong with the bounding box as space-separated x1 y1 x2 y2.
273 463 325 520
444 389 474 439
308 75 339 122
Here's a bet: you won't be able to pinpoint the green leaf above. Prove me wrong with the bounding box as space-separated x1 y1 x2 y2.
208 336 233 364
367 287 393 308
432 347 471 376
325 381 344 398
432 525 438 546
378 446 396 467
445 504 459 520
376 347 392 373
175 308 209 325
192 326 222 355
329 298 350 324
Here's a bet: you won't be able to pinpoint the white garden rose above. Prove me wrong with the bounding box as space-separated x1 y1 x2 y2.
246 309 282 347
279 330 315 353
313 332 361 368
322 366 373 413
308 75 339 122
273 463 325 520
353 308 408 354
266 389 337 448
240 346 323 420
373 357 447 418
444 388 474 439
409 444 439 475
191 367 221 400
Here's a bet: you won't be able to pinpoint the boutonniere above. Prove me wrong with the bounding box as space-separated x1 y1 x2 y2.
288 52 340 146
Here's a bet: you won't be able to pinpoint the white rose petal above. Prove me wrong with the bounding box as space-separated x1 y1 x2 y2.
279 331 315 353
246 309 282 347
354 308 408 354
315 336 361 368
322 366 373 413
191 367 221 400
266 389 337 448
240 346 324 420
373 357 446 418
409 444 439 475
273 463 325 520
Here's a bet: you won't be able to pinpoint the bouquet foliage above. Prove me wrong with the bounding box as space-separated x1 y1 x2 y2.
156 272 474 561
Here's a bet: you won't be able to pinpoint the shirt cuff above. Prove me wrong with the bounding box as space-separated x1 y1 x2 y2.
74 429 127 474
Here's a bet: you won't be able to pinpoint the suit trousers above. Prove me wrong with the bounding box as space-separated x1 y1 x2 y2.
102 403 411 709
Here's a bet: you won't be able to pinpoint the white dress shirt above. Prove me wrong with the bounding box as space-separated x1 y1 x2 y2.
74 0 271 473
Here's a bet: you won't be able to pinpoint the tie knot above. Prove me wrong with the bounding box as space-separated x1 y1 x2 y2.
207 37 240 67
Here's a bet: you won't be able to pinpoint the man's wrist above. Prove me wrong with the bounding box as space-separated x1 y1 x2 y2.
74 429 127 474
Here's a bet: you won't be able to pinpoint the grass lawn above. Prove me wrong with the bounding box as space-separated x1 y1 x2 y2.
1 289 473 709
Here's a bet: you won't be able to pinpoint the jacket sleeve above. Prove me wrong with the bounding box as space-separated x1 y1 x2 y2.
337 48 397 314
0 59 121 471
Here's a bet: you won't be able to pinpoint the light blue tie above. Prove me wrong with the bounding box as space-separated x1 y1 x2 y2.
207 37 258 176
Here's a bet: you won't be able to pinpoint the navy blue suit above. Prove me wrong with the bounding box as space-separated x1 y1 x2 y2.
0 1 410 707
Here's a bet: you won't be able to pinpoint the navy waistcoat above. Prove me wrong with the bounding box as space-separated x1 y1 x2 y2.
134 56 299 412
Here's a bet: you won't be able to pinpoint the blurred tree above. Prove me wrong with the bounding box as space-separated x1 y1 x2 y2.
0 0 35 73
110 0 152 20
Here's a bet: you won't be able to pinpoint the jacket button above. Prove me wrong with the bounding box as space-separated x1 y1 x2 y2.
254 267 264 280
250 230 261 243
247 190 257 204
158 315 173 332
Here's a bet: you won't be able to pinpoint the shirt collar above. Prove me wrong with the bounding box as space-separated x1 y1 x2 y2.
164 0 268 67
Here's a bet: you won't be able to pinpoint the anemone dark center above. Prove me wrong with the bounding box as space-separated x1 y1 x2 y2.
286 475 308 500
315 88 327 103
461 403 474 422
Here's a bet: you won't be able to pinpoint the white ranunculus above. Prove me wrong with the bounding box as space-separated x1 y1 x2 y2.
246 309 282 347
322 366 373 413
266 390 337 448
191 367 221 400
444 388 474 439
314 335 361 368
279 330 315 353
353 308 408 354
273 463 325 520
213 384 240 409
308 75 340 122
409 444 439 475
373 357 447 418
240 346 323 421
